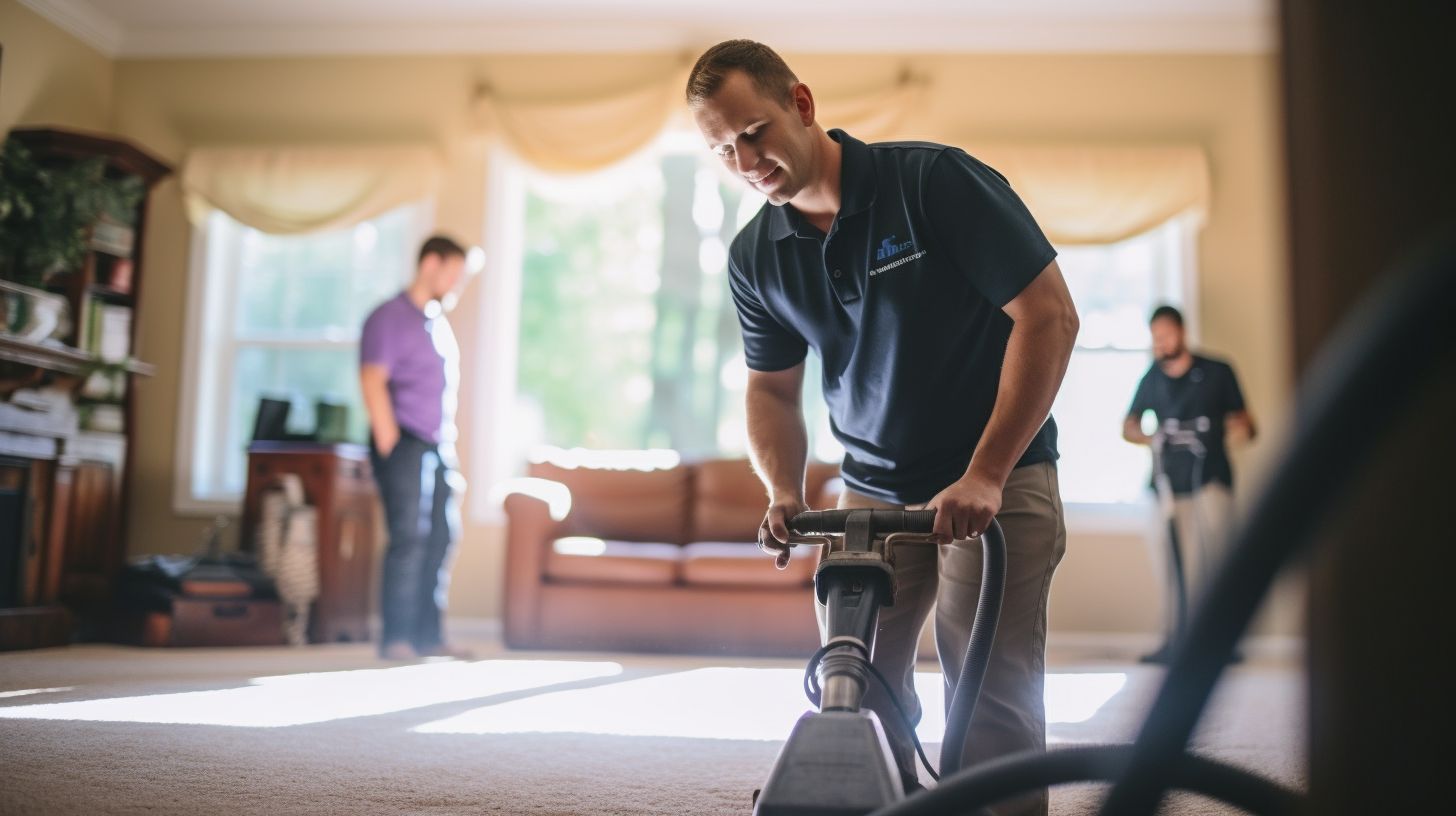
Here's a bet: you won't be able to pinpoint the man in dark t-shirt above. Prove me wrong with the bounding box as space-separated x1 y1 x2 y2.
1123 305 1256 653
687 41 1079 815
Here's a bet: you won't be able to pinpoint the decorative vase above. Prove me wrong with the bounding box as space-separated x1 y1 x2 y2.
0 279 72 342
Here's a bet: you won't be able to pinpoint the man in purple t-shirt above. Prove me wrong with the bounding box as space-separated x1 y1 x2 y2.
360 235 470 660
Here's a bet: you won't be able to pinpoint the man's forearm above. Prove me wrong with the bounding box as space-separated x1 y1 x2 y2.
967 313 1078 487
369 407 398 449
1226 411 1257 445
746 387 809 502
360 373 399 450
1124 418 1153 446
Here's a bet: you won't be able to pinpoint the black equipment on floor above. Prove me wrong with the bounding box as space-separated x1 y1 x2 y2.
1141 415 1209 664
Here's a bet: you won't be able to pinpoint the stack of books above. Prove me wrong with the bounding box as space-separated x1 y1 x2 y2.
68 430 127 468
0 387 78 438
80 301 132 363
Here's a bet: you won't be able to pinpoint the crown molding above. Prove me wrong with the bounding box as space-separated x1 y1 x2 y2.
19 5 1273 60
18 0 123 57
120 16 1273 59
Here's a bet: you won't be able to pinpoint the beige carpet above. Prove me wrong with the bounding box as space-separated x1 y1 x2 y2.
0 637 1304 815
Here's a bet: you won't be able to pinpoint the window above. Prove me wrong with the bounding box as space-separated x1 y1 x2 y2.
1052 215 1194 507
176 204 429 509
506 137 841 468
490 139 1192 518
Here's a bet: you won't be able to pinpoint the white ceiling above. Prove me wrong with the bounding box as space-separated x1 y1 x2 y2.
21 0 1275 58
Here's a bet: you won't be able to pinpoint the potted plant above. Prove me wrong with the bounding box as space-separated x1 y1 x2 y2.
0 137 146 286
0 137 146 342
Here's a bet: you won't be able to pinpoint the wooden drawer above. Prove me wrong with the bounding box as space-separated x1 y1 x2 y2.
144 597 285 648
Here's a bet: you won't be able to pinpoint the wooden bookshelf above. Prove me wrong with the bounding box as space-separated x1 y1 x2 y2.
0 128 171 650
0 333 156 378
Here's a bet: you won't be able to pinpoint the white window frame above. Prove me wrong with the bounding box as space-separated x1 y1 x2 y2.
471 146 527 524
471 136 835 524
173 203 434 515
467 147 1203 533
1060 211 1202 533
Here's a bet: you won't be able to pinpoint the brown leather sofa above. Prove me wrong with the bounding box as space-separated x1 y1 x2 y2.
502 457 841 656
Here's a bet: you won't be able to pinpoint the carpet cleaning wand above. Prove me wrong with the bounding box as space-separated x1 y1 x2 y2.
752 509 1006 816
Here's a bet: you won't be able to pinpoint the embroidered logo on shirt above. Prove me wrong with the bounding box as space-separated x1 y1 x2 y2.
870 246 928 277
875 235 915 261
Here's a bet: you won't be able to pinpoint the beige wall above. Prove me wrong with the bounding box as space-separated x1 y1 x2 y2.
101 49 1294 636
0 0 114 134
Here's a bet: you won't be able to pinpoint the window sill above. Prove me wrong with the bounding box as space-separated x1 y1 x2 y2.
1063 499 1154 536
172 494 243 518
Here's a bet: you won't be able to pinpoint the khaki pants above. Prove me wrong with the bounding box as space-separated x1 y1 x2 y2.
1151 482 1235 635
824 461 1067 816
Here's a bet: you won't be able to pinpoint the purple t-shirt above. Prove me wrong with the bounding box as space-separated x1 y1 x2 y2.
360 292 458 445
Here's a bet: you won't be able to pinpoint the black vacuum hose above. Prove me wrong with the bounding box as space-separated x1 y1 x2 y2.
869 744 1301 816
940 519 1006 775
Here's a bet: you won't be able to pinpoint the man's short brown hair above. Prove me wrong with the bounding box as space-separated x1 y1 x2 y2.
1150 305 1185 327
418 234 466 266
686 40 798 109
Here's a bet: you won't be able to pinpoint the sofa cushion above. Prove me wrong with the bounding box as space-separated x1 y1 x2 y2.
529 460 690 543
544 538 681 585
809 467 844 509
690 459 846 541
690 459 771 543
680 542 816 588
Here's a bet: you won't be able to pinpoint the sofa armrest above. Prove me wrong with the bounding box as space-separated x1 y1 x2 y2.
813 474 846 510
500 478 572 647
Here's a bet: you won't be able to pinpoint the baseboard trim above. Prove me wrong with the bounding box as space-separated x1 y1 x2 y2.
1046 630 1305 662
446 617 1304 663
444 616 503 641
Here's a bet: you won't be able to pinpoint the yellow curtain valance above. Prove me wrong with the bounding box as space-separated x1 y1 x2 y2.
467 64 1193 246
471 73 687 175
969 143 1210 245
181 144 443 234
180 70 1200 246
813 74 929 145
469 66 930 175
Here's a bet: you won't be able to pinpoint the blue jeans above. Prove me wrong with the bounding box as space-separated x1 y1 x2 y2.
370 432 459 653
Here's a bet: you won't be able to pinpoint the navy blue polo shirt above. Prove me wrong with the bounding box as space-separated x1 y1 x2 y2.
726 129 1060 504
1128 354 1247 494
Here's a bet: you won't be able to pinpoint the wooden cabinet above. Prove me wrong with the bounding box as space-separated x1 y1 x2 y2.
0 456 70 649
57 460 123 613
0 456 125 650
240 442 380 644
0 457 47 606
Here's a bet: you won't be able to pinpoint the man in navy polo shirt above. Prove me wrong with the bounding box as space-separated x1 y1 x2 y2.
687 41 1079 814
1123 304 1256 662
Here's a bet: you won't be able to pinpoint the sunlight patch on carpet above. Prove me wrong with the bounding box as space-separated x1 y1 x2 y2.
0 660 621 727
413 669 1127 740
0 687 76 699
1045 672 1128 724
